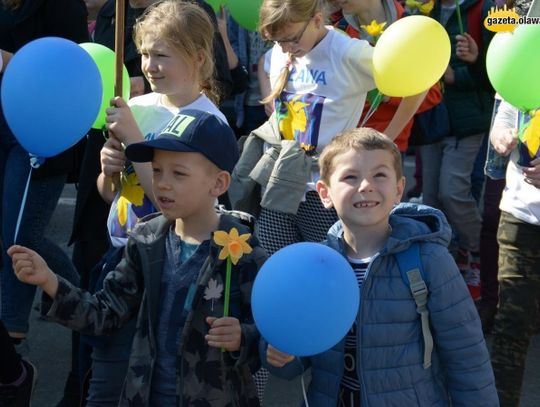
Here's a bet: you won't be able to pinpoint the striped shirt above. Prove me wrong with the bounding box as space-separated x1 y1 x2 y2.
338 255 373 407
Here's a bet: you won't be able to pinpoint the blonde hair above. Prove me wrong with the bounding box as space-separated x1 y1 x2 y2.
134 0 220 105
319 128 403 184
259 0 324 104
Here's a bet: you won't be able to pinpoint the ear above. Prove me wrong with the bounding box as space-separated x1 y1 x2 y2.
195 49 206 70
313 11 324 30
316 180 334 209
395 176 406 204
212 170 231 198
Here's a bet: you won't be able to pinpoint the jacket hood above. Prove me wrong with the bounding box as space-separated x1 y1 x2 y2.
327 202 452 255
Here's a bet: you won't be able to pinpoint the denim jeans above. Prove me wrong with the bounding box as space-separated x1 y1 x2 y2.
0 128 79 333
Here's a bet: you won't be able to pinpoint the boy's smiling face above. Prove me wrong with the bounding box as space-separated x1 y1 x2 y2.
317 148 405 233
151 150 228 221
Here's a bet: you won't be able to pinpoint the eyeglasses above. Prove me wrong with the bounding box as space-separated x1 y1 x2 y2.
272 19 312 46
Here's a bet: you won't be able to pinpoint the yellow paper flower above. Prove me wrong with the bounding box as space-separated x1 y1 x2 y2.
522 110 540 158
361 20 387 37
406 0 421 8
213 227 253 265
419 0 435 15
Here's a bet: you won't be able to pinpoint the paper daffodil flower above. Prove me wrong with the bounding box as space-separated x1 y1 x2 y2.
522 110 540 159
361 20 387 38
419 0 435 14
405 0 421 8
213 227 253 265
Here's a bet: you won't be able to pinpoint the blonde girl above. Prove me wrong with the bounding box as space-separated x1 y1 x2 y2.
239 0 425 254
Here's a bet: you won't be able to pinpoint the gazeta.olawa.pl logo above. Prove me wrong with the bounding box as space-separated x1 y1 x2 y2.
484 5 540 32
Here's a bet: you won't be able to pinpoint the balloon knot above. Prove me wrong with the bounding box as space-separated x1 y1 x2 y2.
29 154 45 169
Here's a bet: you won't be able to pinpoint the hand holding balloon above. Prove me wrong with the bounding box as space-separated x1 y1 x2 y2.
105 97 144 145
490 127 518 156
266 344 295 368
100 136 126 178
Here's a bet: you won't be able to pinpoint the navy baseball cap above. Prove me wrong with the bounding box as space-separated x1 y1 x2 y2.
125 109 239 173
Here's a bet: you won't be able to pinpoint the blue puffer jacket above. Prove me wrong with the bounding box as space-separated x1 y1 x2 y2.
261 203 498 406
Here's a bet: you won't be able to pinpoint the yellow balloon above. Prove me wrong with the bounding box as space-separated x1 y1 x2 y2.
373 15 451 97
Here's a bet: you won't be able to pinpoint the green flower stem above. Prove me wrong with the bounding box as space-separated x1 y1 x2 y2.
221 257 232 353
223 257 232 317
455 0 464 34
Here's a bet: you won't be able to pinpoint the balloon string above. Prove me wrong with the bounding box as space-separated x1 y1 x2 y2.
301 375 310 407
14 166 33 244
360 91 383 127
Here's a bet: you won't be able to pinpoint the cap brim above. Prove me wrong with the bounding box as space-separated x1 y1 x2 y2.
125 138 198 163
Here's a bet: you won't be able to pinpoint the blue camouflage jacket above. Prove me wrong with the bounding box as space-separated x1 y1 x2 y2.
42 210 266 407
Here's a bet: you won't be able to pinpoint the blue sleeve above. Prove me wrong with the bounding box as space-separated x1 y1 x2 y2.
424 246 499 406
259 338 311 381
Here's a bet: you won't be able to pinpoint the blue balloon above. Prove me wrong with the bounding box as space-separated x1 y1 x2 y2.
1 37 102 158
252 242 360 356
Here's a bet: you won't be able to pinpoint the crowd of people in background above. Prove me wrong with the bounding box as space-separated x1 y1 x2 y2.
0 0 539 406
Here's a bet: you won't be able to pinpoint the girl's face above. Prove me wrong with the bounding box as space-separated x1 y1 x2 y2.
268 12 326 57
139 35 202 106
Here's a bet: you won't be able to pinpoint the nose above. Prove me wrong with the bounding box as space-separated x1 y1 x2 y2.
155 173 171 190
144 55 158 73
358 178 373 192
280 42 297 54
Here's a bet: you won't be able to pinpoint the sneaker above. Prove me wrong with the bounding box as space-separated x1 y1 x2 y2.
0 359 37 407
467 252 482 302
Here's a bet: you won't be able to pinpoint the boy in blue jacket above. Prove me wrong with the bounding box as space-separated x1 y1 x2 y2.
261 128 498 406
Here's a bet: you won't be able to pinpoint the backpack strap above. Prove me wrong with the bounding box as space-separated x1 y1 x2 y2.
395 243 433 369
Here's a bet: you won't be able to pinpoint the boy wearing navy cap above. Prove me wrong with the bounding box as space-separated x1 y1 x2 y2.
8 110 266 406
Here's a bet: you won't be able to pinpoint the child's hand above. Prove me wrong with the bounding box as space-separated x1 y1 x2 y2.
105 97 143 145
205 316 241 352
266 344 294 367
455 33 479 64
523 157 540 189
100 136 125 177
7 245 59 298
490 127 518 156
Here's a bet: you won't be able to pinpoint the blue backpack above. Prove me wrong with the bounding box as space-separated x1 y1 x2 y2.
395 243 433 369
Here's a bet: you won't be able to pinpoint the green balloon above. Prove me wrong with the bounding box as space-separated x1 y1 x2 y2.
226 0 263 32
204 0 223 13
79 43 131 129
486 25 540 111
